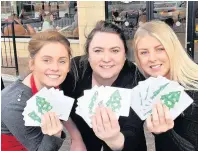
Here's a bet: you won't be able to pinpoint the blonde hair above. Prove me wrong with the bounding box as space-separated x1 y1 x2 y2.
133 20 198 90
28 31 71 58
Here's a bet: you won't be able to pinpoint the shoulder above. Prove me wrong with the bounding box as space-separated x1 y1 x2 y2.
71 55 89 71
1 80 32 111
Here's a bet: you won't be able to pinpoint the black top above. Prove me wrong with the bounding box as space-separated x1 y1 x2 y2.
155 90 198 151
61 56 147 151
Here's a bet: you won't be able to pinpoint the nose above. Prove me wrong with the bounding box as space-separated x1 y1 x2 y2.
50 62 59 71
102 52 111 63
148 51 157 62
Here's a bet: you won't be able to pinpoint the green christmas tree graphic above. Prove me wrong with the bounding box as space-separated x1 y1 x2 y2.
160 91 181 109
28 111 41 123
36 96 53 114
88 91 98 114
151 83 169 100
106 90 122 113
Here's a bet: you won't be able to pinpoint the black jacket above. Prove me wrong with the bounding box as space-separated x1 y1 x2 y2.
61 56 147 151
155 90 198 151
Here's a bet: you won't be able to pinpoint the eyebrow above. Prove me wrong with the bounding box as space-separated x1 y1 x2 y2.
138 44 163 50
110 46 121 49
42 56 68 59
155 44 163 48
92 47 103 49
92 46 121 49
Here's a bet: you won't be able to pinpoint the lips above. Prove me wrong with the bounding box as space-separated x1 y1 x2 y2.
46 74 60 79
100 65 114 69
150 64 162 69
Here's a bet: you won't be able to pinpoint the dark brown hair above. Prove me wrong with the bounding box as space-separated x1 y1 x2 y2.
84 20 128 55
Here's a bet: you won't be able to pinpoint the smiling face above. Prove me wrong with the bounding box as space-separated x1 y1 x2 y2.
29 42 69 89
88 32 126 80
136 35 170 78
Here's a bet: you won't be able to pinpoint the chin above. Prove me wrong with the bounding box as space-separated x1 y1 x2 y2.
151 73 164 78
100 74 115 79
45 81 61 88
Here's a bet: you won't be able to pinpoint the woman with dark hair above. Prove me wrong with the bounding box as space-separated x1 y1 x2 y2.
61 20 147 151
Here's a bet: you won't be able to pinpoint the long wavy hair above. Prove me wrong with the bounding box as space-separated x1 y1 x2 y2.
133 20 198 90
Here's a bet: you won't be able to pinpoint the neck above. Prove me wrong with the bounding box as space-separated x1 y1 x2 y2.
92 72 118 87
32 74 45 91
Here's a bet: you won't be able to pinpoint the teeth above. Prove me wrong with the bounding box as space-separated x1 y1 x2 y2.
47 75 60 79
101 66 112 69
151 65 161 69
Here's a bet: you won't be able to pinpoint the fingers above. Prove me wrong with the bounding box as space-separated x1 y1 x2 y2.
156 102 165 125
106 108 119 130
163 104 174 129
95 107 105 132
92 107 119 133
54 113 62 128
100 107 111 132
92 107 121 142
152 104 159 127
41 112 63 136
41 115 47 134
45 112 52 132
49 112 57 128
147 102 174 134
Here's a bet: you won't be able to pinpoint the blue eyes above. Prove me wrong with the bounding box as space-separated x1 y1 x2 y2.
157 48 165 51
59 60 66 64
140 48 164 55
42 59 66 64
140 51 148 55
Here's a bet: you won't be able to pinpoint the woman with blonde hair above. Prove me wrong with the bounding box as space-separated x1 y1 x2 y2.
133 20 198 151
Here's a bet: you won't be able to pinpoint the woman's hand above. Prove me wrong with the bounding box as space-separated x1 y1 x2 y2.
41 112 63 137
146 102 174 134
91 107 124 150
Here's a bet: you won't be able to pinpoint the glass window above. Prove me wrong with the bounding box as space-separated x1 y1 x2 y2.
106 1 146 61
1 1 79 39
153 1 187 48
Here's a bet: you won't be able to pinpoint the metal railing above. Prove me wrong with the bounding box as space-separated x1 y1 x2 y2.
1 21 19 76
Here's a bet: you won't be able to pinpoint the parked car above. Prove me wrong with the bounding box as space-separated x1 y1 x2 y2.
154 1 186 22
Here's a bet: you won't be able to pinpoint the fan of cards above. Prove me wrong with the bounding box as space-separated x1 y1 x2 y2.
22 87 74 126
131 76 194 120
76 86 132 127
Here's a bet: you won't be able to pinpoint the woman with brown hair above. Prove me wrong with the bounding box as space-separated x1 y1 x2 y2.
1 31 72 151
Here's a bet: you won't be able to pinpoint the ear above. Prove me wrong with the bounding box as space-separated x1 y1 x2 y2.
29 58 34 71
